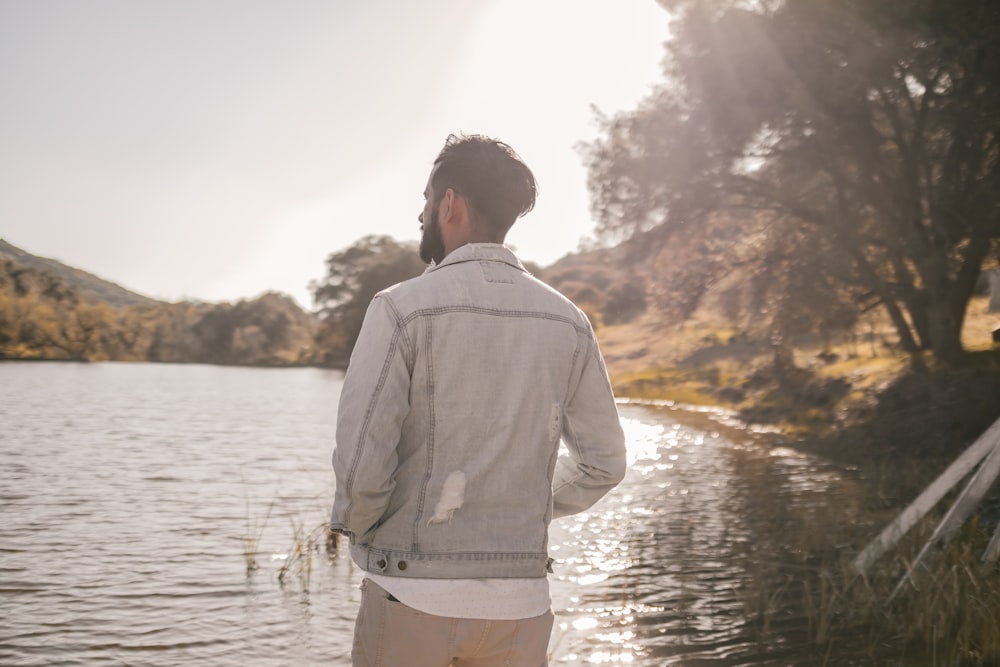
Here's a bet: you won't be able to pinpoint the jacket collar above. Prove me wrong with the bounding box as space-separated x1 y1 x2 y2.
424 243 526 274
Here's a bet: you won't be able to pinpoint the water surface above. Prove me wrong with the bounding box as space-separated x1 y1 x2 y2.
1 362 869 665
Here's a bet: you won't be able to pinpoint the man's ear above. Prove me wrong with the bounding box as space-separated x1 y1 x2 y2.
441 188 467 226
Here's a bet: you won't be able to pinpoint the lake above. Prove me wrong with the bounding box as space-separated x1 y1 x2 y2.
0 362 872 665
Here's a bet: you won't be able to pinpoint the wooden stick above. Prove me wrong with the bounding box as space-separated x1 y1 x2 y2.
853 416 1000 576
890 435 1000 601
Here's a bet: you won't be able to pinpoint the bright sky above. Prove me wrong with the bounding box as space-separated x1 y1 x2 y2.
0 0 670 309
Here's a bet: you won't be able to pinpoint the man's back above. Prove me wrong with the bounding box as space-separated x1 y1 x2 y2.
332 243 625 578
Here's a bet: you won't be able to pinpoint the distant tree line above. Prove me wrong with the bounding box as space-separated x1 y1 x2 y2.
0 258 315 366
1 235 650 369
0 238 429 368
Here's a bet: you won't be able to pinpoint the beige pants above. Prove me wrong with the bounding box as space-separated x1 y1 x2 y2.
352 579 554 667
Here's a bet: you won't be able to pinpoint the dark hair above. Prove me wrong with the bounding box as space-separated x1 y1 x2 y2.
431 134 537 237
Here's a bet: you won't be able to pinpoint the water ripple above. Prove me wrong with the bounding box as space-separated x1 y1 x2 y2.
1 363 869 666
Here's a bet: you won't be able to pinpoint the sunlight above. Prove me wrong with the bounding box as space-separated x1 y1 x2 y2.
447 0 670 268
586 650 635 663
620 417 665 466
557 603 658 664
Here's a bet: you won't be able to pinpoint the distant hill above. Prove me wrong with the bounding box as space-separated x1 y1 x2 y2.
0 239 162 308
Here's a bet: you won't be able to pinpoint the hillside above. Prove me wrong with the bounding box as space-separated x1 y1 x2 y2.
542 243 1000 477
0 240 316 366
0 239 161 308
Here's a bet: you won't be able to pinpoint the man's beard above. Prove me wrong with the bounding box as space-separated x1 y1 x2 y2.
419 206 446 265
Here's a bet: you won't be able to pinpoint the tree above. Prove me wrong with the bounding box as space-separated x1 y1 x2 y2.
310 235 426 367
543 250 650 328
109 306 157 361
187 292 316 366
584 0 1000 364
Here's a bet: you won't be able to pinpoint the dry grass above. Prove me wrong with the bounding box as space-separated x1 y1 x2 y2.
276 519 331 591
737 492 1000 665
600 296 999 441
963 296 1000 351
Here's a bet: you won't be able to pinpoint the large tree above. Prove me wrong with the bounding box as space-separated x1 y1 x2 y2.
585 0 1000 363
310 235 426 367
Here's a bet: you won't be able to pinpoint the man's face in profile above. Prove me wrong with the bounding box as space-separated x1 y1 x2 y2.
419 167 446 265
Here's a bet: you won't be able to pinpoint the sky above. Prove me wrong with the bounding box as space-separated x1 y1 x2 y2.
0 0 671 310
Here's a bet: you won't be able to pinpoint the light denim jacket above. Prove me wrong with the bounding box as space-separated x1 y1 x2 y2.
330 244 626 578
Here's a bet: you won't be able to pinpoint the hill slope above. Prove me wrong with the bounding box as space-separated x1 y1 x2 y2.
0 239 162 308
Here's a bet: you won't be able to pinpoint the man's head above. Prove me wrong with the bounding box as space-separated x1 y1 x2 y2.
419 134 537 264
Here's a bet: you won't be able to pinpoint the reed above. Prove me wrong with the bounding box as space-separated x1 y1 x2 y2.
241 497 274 576
276 518 332 591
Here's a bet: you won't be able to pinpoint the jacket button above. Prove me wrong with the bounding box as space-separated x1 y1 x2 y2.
375 559 387 570
397 560 407 571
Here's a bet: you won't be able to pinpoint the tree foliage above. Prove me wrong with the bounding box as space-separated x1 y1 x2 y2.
542 247 650 328
585 0 1000 363
186 293 314 365
310 235 426 367
0 258 315 365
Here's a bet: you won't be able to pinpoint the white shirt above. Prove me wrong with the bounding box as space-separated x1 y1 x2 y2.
367 573 550 620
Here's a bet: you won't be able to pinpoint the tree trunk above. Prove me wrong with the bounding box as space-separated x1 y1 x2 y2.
924 285 966 365
928 315 965 364
850 250 921 354
881 296 921 355
951 236 991 325
906 295 932 351
913 239 988 365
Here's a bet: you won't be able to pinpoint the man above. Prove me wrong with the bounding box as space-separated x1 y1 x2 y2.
330 134 627 666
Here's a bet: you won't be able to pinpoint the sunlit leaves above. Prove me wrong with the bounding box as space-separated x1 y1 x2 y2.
585 0 1000 363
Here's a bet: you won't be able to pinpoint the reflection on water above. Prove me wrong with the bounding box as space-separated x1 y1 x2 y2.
547 408 868 666
2 362 869 666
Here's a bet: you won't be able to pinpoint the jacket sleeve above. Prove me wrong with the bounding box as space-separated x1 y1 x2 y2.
552 329 627 519
329 294 412 541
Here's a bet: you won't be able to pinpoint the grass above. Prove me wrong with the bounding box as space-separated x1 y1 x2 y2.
816 523 998 664
611 366 725 406
276 519 333 591
602 297 1000 452
730 472 1000 664
239 482 340 591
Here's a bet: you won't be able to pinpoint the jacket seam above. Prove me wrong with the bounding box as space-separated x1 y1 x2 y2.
399 305 588 332
341 299 404 532
553 333 595 497
381 294 414 374
411 316 435 551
